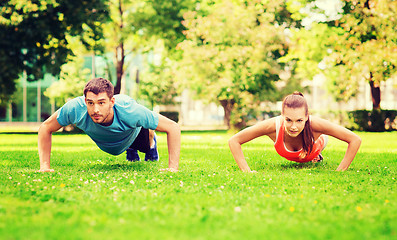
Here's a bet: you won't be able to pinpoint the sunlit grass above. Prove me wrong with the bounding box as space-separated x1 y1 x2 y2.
0 131 396 239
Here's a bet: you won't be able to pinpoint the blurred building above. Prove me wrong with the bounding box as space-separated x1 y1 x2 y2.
1 58 396 129
304 74 397 112
0 74 55 123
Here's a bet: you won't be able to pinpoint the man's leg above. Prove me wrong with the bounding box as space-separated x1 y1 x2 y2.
127 128 159 162
144 130 159 161
148 129 155 148
127 128 151 162
126 148 140 162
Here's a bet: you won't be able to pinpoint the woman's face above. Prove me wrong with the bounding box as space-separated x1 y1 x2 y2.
282 107 308 137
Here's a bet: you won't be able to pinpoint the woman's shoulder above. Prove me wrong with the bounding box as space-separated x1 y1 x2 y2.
254 116 278 133
261 116 279 124
310 115 340 132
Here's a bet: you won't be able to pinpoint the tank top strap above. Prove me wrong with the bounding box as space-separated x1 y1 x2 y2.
275 116 282 140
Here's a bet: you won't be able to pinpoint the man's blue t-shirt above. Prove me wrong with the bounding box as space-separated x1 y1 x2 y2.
56 94 159 155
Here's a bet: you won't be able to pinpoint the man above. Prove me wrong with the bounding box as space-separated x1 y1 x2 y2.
38 78 180 172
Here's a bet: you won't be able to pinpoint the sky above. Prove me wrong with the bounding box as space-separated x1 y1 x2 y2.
299 0 344 27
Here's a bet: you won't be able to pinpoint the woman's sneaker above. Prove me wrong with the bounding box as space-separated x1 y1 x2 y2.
126 148 140 162
145 134 159 161
311 153 323 163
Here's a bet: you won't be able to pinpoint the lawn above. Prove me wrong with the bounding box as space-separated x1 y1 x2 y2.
0 131 396 240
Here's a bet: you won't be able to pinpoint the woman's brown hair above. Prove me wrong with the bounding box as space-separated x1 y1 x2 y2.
282 91 314 158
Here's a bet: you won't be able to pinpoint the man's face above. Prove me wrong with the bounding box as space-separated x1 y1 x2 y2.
85 91 115 125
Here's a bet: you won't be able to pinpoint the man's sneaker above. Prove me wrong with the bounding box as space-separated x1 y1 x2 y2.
145 134 159 161
127 148 140 162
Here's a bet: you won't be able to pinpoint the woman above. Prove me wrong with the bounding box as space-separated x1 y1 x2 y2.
228 92 361 172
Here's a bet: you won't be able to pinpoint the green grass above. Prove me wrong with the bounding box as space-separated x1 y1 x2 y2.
0 131 396 240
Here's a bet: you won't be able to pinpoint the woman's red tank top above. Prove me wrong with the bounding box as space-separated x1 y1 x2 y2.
274 116 326 163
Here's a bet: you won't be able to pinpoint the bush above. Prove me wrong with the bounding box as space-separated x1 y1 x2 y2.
347 110 397 132
160 111 179 123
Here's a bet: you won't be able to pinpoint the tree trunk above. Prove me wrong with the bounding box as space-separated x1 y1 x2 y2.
114 0 124 95
114 42 124 94
369 75 381 110
219 99 235 129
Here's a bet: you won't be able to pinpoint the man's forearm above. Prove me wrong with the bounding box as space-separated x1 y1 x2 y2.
167 126 181 170
38 128 53 170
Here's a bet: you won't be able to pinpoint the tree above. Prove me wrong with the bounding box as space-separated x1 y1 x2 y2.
44 57 91 107
0 0 109 103
101 0 197 95
43 0 195 108
280 22 354 102
139 60 181 109
331 0 397 109
137 0 198 54
177 0 290 129
44 39 92 107
285 0 397 109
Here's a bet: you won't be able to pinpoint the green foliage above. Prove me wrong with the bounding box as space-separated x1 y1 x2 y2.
347 109 397 132
339 0 397 79
99 0 197 94
0 0 109 103
135 0 199 53
44 56 91 107
284 0 397 103
280 23 343 82
0 132 396 239
177 0 291 128
324 0 397 102
139 61 181 108
44 35 101 107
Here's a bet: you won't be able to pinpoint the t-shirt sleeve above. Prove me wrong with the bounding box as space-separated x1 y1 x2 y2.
116 95 159 130
56 97 85 126
134 104 159 130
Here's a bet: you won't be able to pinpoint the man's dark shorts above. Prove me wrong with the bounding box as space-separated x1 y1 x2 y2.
129 128 150 153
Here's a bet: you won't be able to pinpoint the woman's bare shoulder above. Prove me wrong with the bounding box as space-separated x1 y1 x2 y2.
253 116 278 135
310 115 344 133
230 116 278 143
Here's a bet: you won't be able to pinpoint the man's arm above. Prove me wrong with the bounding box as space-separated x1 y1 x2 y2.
155 114 181 171
38 111 63 172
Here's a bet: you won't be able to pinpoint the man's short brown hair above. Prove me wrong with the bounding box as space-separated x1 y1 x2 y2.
83 78 114 99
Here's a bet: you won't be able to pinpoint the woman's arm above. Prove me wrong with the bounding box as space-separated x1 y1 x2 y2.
228 118 276 172
311 116 361 171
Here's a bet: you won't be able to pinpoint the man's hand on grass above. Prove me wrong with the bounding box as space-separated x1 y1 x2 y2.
159 168 178 173
37 169 55 173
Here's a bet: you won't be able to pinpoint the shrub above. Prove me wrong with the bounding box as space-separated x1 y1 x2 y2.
347 110 397 132
160 111 179 123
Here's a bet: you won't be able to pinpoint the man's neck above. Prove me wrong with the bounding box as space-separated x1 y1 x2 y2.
99 108 114 126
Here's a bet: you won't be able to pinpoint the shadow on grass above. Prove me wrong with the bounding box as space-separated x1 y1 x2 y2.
181 129 228 134
278 161 326 170
82 161 159 172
